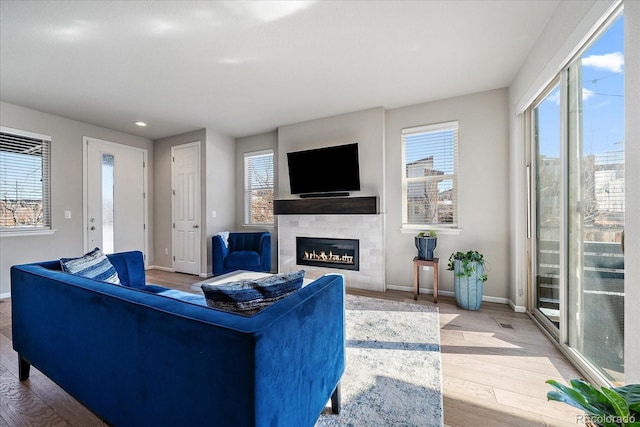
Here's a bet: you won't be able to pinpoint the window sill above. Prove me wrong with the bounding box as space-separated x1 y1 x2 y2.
1 229 56 237
400 227 462 236
242 224 275 230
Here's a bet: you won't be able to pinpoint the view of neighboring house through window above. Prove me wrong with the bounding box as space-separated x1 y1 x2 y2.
402 121 458 228
0 127 51 231
244 149 274 225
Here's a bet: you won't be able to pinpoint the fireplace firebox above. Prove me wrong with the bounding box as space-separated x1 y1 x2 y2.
296 237 359 271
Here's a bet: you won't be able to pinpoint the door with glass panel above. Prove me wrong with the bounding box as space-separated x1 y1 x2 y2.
86 138 147 257
530 9 624 384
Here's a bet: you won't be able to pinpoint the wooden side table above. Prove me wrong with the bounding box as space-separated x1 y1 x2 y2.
413 256 438 303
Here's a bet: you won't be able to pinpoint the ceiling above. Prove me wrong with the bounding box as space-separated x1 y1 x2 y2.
0 1 560 140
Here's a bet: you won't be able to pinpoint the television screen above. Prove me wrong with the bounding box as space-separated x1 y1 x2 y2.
287 143 360 196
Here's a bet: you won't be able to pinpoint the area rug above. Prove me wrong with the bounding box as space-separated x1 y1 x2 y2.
315 294 443 427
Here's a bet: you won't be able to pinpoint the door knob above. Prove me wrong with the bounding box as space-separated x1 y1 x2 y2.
193 225 199 229
90 226 96 230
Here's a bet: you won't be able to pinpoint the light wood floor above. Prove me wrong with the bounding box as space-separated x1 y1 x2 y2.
0 270 583 426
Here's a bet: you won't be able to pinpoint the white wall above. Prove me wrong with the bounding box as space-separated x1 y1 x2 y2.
276 107 385 200
0 101 153 296
275 107 386 289
269 97 511 299
385 89 511 301
204 128 235 275
153 129 235 276
235 130 278 272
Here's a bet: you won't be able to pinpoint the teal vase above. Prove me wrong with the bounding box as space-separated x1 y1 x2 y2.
453 260 484 310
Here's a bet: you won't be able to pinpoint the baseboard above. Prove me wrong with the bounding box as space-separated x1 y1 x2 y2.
0 291 11 300
385 284 523 311
385 284 416 293
147 265 175 272
508 300 527 313
148 265 211 278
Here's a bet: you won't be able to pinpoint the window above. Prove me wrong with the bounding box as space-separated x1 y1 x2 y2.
0 127 51 231
402 121 458 228
244 149 274 225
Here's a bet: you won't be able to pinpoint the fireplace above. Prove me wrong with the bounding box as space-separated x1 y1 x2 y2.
296 237 359 271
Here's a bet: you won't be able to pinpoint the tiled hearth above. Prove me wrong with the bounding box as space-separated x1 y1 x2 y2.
278 214 385 291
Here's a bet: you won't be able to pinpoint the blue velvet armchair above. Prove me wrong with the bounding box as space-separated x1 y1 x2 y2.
213 232 272 276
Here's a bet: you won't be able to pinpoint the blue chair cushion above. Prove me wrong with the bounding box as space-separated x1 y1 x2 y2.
224 251 261 270
60 247 121 285
201 270 305 315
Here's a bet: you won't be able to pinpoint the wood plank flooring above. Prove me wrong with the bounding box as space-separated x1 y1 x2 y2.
0 270 583 426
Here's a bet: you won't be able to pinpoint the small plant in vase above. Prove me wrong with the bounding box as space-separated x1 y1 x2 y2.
415 230 437 260
447 250 488 310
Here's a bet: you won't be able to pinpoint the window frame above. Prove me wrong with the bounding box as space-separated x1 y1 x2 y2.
0 126 52 234
243 149 274 227
401 120 459 231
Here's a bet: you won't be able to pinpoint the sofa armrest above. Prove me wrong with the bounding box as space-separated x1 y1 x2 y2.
212 235 229 276
253 274 345 425
258 233 271 273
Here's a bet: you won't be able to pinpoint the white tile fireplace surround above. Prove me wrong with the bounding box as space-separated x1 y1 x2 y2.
278 214 385 292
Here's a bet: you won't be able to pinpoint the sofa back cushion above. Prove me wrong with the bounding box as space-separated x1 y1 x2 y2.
201 270 305 315
60 247 121 285
106 251 146 288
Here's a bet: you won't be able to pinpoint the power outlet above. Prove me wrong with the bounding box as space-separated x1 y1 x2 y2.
164 248 169 255
64 211 72 219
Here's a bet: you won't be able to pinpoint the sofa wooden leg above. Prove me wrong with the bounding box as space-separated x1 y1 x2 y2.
18 355 31 381
330 383 341 414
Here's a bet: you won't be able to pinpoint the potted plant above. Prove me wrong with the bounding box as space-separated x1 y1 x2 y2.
447 250 487 310
546 378 640 427
415 230 437 260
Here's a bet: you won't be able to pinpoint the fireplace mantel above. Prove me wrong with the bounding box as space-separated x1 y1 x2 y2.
274 196 378 215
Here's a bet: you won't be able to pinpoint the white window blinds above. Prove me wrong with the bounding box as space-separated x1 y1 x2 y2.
402 121 458 227
0 127 51 230
244 150 274 225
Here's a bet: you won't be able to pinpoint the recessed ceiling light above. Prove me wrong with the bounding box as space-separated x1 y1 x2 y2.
135 121 147 127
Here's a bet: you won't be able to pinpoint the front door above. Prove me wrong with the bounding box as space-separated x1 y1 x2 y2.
85 137 147 258
172 142 201 275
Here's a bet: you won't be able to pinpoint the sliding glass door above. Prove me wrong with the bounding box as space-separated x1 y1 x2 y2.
530 8 624 384
533 84 562 332
566 11 625 384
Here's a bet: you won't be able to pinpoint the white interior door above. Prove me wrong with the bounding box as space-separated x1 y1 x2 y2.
172 142 201 275
86 138 147 258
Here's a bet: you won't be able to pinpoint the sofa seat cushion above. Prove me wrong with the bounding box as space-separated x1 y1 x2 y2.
201 270 305 315
60 248 121 285
142 284 207 305
224 251 261 270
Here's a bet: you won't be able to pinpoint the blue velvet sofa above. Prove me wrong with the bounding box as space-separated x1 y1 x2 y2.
212 231 271 276
11 251 345 427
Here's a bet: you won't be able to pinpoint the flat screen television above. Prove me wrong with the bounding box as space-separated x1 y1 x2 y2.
287 143 360 197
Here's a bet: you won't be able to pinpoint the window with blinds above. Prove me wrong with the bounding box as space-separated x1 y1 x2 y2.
244 149 274 225
0 127 51 231
402 121 458 228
